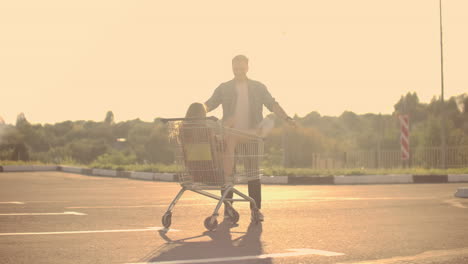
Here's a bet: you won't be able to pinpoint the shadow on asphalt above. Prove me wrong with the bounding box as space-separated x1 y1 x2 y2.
141 220 272 263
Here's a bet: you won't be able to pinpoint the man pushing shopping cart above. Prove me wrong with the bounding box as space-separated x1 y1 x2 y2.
161 55 295 231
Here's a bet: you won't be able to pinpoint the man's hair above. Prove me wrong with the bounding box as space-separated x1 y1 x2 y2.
232 54 249 64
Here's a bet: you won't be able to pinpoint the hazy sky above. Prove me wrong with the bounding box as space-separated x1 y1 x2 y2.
1 0 467 124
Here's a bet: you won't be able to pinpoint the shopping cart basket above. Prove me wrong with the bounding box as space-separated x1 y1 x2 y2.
160 117 264 231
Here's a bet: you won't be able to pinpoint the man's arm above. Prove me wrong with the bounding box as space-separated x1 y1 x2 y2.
271 103 291 120
204 85 222 113
271 103 295 126
261 84 295 126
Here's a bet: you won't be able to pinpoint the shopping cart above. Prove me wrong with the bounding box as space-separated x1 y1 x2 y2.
160 117 264 231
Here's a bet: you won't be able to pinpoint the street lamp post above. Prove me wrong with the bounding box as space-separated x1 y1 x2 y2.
439 0 447 169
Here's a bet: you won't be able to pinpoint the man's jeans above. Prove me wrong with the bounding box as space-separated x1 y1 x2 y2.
223 178 261 211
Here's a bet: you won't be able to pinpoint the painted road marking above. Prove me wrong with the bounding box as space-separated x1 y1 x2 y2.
0 227 179 236
444 199 467 209
0 211 87 216
67 205 172 209
0 202 25 204
24 201 70 203
127 248 344 264
67 197 433 209
337 247 468 264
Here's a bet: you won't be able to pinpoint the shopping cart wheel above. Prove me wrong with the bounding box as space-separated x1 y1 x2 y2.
226 208 240 224
162 212 172 228
204 216 218 231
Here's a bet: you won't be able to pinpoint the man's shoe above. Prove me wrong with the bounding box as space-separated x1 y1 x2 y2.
257 211 264 222
251 210 264 222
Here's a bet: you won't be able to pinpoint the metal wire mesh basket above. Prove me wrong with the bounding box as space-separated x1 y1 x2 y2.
161 117 265 231
167 119 264 188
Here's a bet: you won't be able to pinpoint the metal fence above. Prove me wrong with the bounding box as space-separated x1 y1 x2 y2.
309 146 468 169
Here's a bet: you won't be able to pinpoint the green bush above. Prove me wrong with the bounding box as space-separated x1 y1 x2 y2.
91 151 137 169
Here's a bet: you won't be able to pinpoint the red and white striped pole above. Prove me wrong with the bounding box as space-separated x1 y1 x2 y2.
399 115 410 161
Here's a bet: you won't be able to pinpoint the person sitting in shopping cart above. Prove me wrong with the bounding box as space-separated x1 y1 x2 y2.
180 102 225 185
182 102 241 186
204 55 295 222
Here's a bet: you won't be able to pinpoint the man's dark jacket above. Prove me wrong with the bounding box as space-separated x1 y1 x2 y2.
205 79 278 129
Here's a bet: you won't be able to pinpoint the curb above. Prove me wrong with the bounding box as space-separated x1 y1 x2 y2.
154 173 176 182
455 187 468 198
117 171 131 178
413 174 448 183
260 176 288 184
334 174 413 185
448 174 468 183
130 172 155 181
1 165 59 172
61 166 85 174
82 168 92 176
1 165 468 185
91 168 118 177
2 165 36 172
288 176 334 185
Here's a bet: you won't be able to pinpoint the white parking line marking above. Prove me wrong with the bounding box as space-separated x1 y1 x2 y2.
444 199 467 209
0 227 179 236
336 247 468 264
67 205 170 209
126 248 344 264
67 197 433 209
25 201 70 203
0 211 87 216
0 202 25 204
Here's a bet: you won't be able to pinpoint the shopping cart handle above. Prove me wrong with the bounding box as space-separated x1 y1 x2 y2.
160 116 219 123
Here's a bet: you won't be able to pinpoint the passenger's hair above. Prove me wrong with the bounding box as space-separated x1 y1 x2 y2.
185 103 207 118
232 54 249 64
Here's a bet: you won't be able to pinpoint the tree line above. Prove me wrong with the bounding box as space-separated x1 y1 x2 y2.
1 93 467 168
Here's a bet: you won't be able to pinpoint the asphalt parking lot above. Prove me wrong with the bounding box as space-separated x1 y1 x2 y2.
1 172 467 264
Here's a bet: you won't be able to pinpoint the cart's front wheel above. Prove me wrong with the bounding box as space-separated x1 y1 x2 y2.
162 212 172 228
226 208 240 224
204 216 218 231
